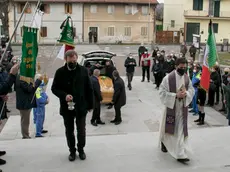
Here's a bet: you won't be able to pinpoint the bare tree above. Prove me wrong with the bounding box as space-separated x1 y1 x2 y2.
156 3 164 21
0 0 11 37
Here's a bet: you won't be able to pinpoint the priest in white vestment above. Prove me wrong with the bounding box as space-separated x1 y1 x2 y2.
159 58 195 163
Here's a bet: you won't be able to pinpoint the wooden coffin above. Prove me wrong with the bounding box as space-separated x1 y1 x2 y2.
98 76 114 103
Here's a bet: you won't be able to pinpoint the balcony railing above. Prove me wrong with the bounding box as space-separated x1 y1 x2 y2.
184 10 209 17
184 10 230 18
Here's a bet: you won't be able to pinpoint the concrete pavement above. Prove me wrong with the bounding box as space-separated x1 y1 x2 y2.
0 76 229 171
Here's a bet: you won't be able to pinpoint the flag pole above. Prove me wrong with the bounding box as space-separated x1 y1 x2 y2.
0 1 29 64
30 0 42 27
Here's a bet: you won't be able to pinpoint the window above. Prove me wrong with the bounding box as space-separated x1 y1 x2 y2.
108 27 115 36
213 23 218 33
90 5 97 13
108 5 115 14
17 3 31 14
125 5 132 14
65 3 72 14
40 4 50 14
40 27 47 37
193 0 203 11
141 27 147 36
171 20 175 28
142 6 148 15
124 27 131 36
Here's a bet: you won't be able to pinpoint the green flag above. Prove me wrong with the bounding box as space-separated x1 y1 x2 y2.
207 20 217 68
58 16 74 46
20 26 38 83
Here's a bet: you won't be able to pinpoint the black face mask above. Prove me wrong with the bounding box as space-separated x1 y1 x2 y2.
177 68 185 76
67 62 77 70
225 72 228 75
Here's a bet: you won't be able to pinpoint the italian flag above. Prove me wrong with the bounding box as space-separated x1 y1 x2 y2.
200 20 217 91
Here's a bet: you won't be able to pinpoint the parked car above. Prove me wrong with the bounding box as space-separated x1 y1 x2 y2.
78 50 116 103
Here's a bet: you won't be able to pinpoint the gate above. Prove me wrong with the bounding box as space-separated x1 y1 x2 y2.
156 31 180 44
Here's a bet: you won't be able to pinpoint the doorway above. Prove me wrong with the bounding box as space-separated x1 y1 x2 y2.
185 23 200 43
89 27 98 43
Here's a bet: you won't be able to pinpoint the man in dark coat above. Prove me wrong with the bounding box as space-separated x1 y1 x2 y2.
124 53 137 90
51 50 94 162
189 44 197 61
105 60 116 80
109 70 126 125
15 72 42 139
90 69 104 126
0 63 19 168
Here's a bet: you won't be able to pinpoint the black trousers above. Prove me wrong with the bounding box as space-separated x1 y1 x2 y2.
114 105 122 122
142 66 150 81
62 112 86 154
138 55 141 66
208 89 215 106
91 101 101 122
154 73 163 88
215 86 220 103
126 72 134 88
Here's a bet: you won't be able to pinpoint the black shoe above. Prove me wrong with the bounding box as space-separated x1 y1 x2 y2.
197 113 205 125
0 169 2 172
0 158 6 165
35 135 44 138
219 108 225 112
161 142 167 153
22 137 31 139
97 121 105 125
68 153 76 161
91 121 97 126
114 121 122 125
110 119 117 123
189 109 194 113
194 118 200 122
79 151 86 160
148 80 150 82
197 121 204 125
177 158 190 163
6 109 10 113
129 87 132 90
0 151 5 157
141 80 144 82
42 130 48 134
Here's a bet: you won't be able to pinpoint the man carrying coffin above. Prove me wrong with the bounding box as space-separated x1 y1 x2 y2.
158 58 195 163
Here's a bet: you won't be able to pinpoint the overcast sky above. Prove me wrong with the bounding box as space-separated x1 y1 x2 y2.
158 0 164 3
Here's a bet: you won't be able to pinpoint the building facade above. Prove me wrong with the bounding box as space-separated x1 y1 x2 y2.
8 0 157 44
164 0 230 44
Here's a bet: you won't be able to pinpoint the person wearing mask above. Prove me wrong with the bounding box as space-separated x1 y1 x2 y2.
180 42 187 57
163 55 175 75
0 63 19 168
219 68 229 112
141 50 151 82
207 66 220 107
89 62 102 76
51 50 94 161
189 65 201 116
152 58 163 90
159 57 194 163
124 53 137 90
138 43 146 66
90 69 104 126
223 74 230 125
108 70 126 125
105 60 116 80
189 44 197 61
152 47 159 59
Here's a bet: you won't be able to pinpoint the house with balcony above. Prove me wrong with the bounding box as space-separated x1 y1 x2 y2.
164 0 230 44
9 0 84 43
83 0 158 44
8 0 157 44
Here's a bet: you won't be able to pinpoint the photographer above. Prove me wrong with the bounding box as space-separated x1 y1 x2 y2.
0 63 19 169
